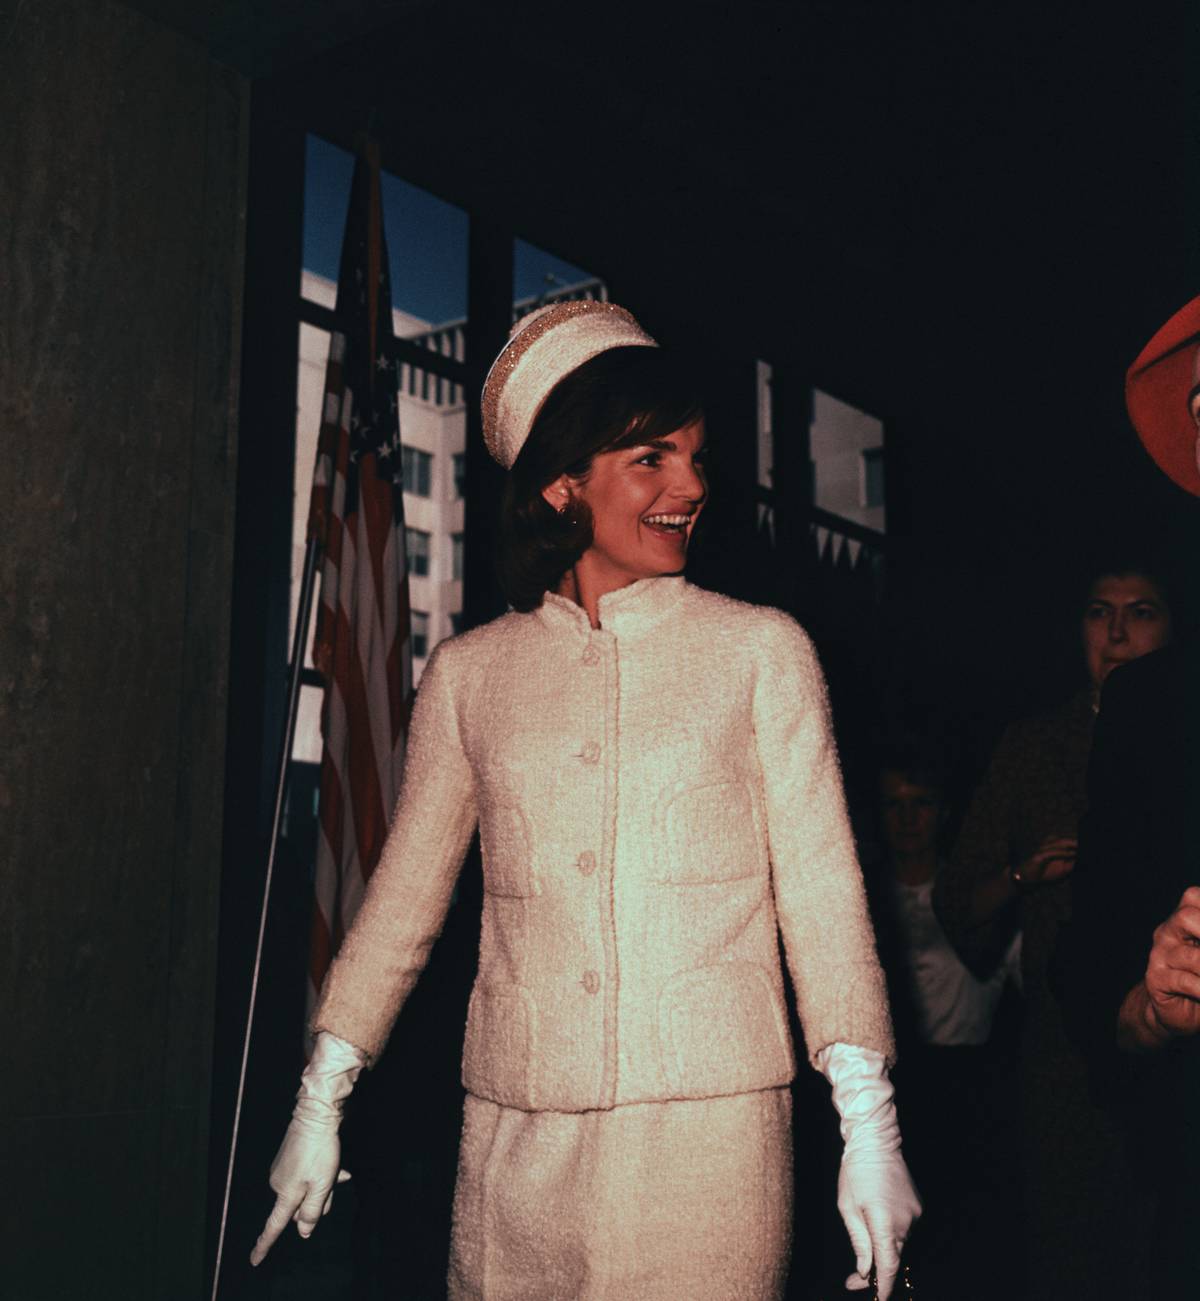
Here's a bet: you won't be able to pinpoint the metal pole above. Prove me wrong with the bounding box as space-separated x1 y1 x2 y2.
210 534 322 1301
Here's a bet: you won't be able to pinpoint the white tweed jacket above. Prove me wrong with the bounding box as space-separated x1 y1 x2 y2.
313 576 894 1112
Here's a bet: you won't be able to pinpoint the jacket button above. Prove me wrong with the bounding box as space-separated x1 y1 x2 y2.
582 970 600 995
582 645 600 666
577 850 596 876
580 741 600 764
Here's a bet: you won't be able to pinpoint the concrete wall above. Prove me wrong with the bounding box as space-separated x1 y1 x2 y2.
0 2 247 1295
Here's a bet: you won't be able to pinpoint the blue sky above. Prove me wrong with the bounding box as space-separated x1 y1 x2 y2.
303 134 596 326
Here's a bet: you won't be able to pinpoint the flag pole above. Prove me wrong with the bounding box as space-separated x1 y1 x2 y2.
210 533 322 1301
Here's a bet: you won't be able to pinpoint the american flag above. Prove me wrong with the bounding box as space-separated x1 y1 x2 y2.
305 141 412 1045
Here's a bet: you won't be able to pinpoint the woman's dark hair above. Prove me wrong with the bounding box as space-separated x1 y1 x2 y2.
497 346 704 611
875 739 950 801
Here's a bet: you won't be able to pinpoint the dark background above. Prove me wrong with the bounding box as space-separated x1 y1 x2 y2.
2 1 1196 1297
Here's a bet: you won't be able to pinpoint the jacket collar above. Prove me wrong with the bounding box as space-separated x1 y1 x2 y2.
535 576 687 642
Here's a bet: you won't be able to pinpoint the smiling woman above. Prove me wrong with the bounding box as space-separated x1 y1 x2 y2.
255 300 920 1300
496 343 706 613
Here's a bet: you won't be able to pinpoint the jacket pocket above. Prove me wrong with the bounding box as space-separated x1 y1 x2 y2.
478 800 539 897
461 982 537 1108
656 778 764 884
658 962 794 1097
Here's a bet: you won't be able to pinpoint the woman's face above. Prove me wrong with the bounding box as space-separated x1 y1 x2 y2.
1081 572 1172 689
548 418 708 590
880 771 943 861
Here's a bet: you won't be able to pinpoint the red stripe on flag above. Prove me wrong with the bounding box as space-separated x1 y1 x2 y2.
326 596 390 879
301 142 414 1056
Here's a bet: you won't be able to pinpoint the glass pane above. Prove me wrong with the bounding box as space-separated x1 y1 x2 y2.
862 447 885 510
302 134 468 337
299 135 469 684
412 610 429 659
810 389 885 534
756 361 773 492
301 137 353 304
406 528 431 577
291 320 330 670
293 684 323 766
513 238 606 321
755 360 773 532
401 446 434 498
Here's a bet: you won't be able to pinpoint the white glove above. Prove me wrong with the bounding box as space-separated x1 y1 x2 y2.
818 1042 921 1301
249 1030 367 1266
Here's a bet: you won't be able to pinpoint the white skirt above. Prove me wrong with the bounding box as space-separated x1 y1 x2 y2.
447 1088 793 1301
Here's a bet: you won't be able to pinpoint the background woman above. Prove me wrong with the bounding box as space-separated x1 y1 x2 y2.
933 558 1173 1298
866 744 1021 1298
251 301 919 1299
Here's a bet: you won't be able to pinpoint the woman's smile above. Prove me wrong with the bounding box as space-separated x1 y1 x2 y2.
641 511 694 537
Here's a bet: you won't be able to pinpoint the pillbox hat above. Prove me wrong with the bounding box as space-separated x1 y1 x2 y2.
481 300 658 468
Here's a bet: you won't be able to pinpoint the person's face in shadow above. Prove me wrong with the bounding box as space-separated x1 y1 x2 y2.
880 770 944 872
1080 573 1172 692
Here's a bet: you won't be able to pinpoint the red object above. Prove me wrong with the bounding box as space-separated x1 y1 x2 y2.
1125 295 1200 497
305 140 413 1048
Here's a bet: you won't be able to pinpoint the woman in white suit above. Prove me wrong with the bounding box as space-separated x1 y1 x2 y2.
252 301 920 1299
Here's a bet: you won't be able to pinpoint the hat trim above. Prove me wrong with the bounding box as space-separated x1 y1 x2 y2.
481 300 656 467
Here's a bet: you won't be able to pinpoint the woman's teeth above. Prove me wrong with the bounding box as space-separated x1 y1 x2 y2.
642 514 690 531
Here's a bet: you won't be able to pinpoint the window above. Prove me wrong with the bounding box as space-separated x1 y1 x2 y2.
449 611 463 636
452 452 466 500
861 446 885 510
295 134 473 699
451 532 464 581
412 610 429 658
302 135 468 335
402 446 433 497
406 528 431 577
513 239 604 318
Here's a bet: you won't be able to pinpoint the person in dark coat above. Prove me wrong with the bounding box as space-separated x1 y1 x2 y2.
931 558 1172 1299
1059 294 1200 1298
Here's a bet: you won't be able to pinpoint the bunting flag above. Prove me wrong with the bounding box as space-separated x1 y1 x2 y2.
305 140 412 1045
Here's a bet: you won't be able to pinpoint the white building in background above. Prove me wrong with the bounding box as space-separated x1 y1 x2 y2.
810 388 885 535
291 270 605 763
